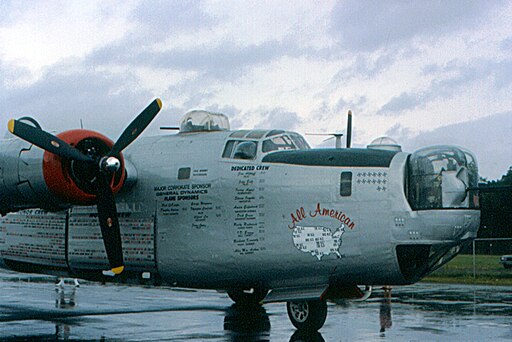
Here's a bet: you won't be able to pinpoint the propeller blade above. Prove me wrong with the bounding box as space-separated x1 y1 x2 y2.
346 110 352 148
95 172 124 275
8 119 93 162
109 98 162 156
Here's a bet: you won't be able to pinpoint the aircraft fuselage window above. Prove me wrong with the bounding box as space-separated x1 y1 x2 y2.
262 135 296 153
234 141 258 159
222 140 236 158
223 140 258 160
340 171 352 197
289 133 310 150
178 167 191 180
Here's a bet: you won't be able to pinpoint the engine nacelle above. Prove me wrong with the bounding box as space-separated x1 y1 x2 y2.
0 129 126 215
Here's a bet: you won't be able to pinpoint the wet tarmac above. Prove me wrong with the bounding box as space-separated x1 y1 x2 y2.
0 271 511 341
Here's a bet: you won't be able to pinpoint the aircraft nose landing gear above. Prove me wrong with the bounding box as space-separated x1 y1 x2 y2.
286 300 327 332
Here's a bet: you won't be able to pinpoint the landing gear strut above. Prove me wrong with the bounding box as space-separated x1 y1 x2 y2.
286 300 327 331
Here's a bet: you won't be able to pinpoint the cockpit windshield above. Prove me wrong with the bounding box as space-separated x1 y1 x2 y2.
262 133 310 153
407 146 479 210
223 131 310 160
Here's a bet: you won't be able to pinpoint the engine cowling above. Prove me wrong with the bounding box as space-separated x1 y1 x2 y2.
43 129 126 205
3 98 161 273
0 129 127 214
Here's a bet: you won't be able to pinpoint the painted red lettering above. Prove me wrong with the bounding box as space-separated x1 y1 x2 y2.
289 207 306 228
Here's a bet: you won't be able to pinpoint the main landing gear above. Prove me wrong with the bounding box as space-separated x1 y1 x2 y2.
228 285 371 331
228 290 329 331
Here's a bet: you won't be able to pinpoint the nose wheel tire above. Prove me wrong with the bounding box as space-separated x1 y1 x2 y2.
286 300 327 332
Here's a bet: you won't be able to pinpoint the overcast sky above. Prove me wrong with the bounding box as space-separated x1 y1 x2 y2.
1 1 511 180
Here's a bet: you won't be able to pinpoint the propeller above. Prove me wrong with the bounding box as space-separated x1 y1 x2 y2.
346 110 352 148
8 98 162 275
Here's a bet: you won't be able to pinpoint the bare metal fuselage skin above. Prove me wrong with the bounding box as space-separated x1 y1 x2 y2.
0 130 480 298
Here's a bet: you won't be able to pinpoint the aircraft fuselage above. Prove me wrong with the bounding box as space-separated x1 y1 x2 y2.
0 128 480 298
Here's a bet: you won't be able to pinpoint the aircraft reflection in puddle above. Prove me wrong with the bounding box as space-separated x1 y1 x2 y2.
49 283 327 342
223 303 325 342
3 281 511 341
379 286 393 335
54 282 78 340
55 283 78 309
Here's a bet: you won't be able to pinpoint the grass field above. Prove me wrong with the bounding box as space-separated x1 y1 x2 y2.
423 254 512 286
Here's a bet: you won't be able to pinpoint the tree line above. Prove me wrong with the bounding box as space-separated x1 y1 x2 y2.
477 167 512 255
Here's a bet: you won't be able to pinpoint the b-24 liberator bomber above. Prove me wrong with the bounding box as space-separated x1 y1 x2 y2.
0 99 480 331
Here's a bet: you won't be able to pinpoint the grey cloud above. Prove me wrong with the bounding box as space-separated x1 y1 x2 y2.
492 60 512 89
500 37 512 51
312 101 335 122
229 107 303 131
379 60 512 115
311 96 366 125
330 0 502 52
0 0 22 26
129 1 217 40
401 111 512 180
255 108 303 131
378 93 421 115
0 62 154 138
149 40 297 77
88 39 304 80
86 5 328 81
203 104 241 119
0 61 33 91
332 53 397 82
166 85 217 111
384 123 413 144
334 97 348 113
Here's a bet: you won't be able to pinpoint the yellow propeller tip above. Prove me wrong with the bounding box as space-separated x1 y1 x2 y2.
7 119 15 133
112 266 124 275
156 98 162 109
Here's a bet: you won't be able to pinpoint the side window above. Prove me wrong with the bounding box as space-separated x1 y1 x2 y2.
262 135 296 153
222 140 258 160
340 172 352 196
222 140 236 158
178 167 191 180
233 141 257 160
289 133 311 149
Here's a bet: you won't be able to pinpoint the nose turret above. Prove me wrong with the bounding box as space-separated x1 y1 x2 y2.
407 146 479 210
394 145 480 283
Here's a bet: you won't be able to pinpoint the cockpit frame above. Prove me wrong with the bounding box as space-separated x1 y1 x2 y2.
222 130 310 161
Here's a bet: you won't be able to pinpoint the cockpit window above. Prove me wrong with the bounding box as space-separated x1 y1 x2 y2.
223 140 258 160
246 130 267 139
262 133 310 153
289 133 310 150
262 135 296 153
234 141 257 159
222 140 236 158
223 131 310 160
